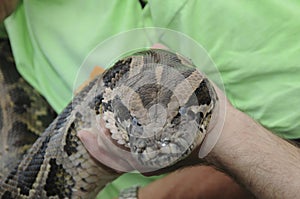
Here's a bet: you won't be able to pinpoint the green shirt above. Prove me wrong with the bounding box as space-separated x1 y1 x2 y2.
4 0 300 198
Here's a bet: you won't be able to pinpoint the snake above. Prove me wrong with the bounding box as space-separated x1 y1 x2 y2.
0 39 57 180
0 47 218 198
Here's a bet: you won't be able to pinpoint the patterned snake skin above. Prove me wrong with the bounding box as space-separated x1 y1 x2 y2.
0 47 218 198
0 39 57 180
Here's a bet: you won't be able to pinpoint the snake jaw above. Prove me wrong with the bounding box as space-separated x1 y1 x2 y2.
126 110 206 169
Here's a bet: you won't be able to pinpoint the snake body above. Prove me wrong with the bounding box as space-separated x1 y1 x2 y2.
0 39 57 180
0 48 217 198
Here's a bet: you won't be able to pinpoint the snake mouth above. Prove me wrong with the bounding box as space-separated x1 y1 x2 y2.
103 123 131 152
84 117 144 173
101 105 206 171
141 143 204 176
129 126 205 170
97 113 204 172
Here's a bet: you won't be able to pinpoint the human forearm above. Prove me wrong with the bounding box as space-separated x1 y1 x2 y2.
138 165 253 199
206 107 300 199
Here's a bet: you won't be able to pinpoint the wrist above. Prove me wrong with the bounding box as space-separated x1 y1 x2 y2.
203 105 300 199
204 106 258 167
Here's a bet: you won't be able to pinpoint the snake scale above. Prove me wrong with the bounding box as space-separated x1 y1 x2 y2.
0 46 218 198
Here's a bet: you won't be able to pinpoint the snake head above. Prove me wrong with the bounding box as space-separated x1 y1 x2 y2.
101 49 218 171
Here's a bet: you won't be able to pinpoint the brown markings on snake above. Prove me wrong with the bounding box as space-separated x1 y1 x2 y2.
92 94 103 115
7 122 39 147
193 79 212 106
64 122 79 156
158 64 195 93
103 57 132 88
44 158 74 198
0 44 20 85
136 84 173 109
170 111 181 126
180 68 196 79
102 100 112 113
111 96 131 123
186 78 214 133
37 107 58 128
9 87 32 114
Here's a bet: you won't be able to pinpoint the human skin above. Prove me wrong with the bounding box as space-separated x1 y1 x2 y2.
138 165 254 199
0 0 19 22
204 100 300 199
